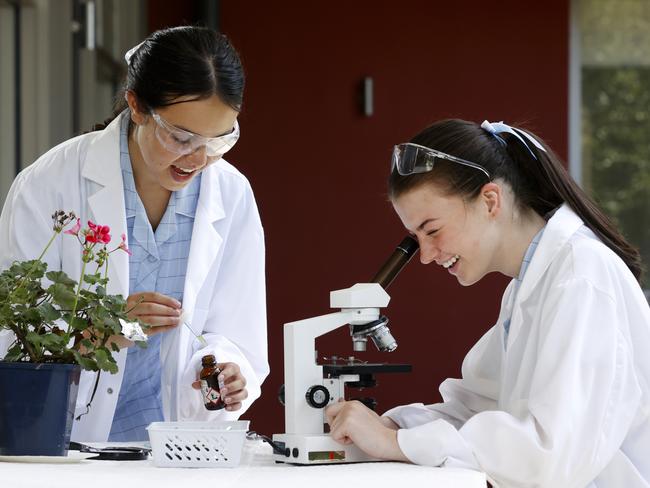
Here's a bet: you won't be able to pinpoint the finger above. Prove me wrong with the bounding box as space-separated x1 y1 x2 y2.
220 377 246 395
224 389 248 405
225 402 241 412
128 292 181 308
146 323 180 336
329 423 351 445
217 362 240 379
132 302 181 317
137 315 181 328
191 381 201 390
143 292 182 309
325 399 346 420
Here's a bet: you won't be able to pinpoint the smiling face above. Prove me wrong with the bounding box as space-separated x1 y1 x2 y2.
392 181 503 286
126 92 239 192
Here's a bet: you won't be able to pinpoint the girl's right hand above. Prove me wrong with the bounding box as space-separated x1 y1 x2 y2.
126 291 182 335
106 292 182 349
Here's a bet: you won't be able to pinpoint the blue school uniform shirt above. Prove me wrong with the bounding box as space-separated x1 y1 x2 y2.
108 114 200 441
503 226 546 348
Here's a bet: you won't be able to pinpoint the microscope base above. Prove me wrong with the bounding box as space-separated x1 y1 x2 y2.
272 433 377 464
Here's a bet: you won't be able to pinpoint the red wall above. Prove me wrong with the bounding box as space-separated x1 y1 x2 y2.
152 0 569 436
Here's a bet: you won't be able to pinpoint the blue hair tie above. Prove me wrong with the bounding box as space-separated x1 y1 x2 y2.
480 120 546 160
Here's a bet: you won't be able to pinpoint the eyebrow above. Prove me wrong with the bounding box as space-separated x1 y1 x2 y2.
417 218 438 231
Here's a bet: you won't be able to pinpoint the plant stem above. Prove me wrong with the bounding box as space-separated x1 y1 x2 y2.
13 231 59 295
70 258 87 325
36 231 59 262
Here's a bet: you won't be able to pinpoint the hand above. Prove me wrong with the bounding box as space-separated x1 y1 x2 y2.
192 362 248 412
325 400 409 462
126 291 182 335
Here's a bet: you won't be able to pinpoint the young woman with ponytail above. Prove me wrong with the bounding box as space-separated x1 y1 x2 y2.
325 119 650 487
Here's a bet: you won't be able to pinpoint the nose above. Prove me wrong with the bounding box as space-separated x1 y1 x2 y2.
186 145 208 167
418 239 440 265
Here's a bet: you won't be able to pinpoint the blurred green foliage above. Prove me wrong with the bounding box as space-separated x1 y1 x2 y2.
580 0 650 287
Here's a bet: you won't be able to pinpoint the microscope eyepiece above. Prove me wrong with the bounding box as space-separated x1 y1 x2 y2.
371 236 419 289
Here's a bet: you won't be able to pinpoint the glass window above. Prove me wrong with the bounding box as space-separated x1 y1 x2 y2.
578 0 650 288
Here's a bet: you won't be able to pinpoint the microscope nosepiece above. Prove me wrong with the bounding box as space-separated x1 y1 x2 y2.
370 324 397 352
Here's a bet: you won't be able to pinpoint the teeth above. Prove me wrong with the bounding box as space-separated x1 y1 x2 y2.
442 255 460 269
175 166 196 174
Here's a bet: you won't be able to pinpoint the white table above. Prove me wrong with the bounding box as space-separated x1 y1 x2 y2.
1 440 486 488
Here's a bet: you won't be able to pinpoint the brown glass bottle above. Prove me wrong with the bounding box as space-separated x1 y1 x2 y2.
200 354 225 410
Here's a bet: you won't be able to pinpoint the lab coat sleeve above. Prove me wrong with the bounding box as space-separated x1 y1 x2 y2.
384 325 502 430
179 181 268 421
396 278 641 488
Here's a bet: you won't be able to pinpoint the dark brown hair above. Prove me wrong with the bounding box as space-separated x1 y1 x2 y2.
388 119 643 282
92 26 244 131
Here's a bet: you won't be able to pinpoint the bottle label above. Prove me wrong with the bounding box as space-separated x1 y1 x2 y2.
201 378 221 406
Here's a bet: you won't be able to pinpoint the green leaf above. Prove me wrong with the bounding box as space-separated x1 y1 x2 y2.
48 283 77 309
26 331 43 348
4 344 24 361
45 271 77 287
94 348 116 372
72 350 98 371
37 302 61 322
39 334 66 348
68 316 89 331
83 273 101 286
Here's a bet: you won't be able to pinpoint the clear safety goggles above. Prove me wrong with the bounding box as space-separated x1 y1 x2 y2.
151 111 240 158
391 143 492 180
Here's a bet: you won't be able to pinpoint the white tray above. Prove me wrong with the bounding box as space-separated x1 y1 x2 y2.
147 421 249 468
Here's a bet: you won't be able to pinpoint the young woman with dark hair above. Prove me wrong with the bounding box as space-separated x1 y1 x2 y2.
325 119 650 487
0 26 268 442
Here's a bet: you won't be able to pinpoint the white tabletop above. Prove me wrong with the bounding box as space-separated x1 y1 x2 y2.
1 440 486 488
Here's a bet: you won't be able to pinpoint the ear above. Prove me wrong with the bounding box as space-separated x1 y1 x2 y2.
479 182 502 218
125 90 148 125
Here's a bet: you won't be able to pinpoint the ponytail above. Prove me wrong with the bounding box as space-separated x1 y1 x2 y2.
502 132 643 282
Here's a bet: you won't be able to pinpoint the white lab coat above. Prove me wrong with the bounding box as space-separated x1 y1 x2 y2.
0 113 269 441
384 204 650 488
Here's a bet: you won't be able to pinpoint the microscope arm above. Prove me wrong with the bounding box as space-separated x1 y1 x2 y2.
283 308 381 435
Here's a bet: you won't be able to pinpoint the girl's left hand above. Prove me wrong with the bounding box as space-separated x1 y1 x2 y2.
192 362 248 411
325 400 410 462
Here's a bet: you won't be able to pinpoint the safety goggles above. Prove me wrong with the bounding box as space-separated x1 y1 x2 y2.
391 143 492 180
151 111 240 158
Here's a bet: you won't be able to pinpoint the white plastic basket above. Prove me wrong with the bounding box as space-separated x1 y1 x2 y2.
147 420 249 468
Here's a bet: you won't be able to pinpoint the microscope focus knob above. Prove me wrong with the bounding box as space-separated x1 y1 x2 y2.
305 385 330 408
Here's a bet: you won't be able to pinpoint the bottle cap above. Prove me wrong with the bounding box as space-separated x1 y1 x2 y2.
201 354 216 366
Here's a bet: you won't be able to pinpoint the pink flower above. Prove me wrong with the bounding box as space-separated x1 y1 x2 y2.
85 221 111 244
64 218 81 236
118 233 132 256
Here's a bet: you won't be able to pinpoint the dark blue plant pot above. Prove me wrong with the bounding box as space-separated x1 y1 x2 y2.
0 362 81 456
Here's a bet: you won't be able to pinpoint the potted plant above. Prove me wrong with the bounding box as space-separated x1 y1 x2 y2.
0 210 146 456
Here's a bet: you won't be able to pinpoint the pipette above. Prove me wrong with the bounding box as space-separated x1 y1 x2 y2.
179 310 207 345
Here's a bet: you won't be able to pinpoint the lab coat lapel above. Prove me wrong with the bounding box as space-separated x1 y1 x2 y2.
505 204 584 347
183 166 225 314
165 165 225 419
80 115 129 298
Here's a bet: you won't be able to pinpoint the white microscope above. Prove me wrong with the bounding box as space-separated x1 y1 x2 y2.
273 237 419 464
